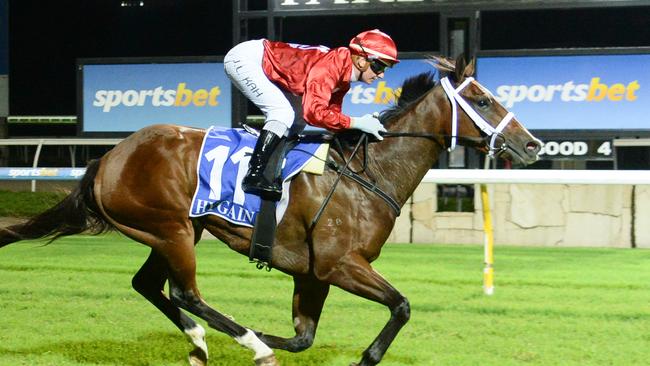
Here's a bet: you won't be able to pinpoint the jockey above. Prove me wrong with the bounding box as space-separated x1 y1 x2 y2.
224 29 399 199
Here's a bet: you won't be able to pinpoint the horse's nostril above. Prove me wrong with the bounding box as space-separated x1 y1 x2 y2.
526 141 540 153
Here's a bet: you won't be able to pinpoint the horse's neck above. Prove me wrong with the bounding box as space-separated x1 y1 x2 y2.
370 89 449 207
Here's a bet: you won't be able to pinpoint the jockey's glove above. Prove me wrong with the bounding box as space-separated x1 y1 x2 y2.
350 114 387 140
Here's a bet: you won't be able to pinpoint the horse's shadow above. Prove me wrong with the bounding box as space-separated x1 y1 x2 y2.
0 331 416 365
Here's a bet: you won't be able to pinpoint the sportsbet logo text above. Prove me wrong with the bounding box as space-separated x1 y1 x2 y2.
93 83 222 112
496 77 640 108
349 81 401 104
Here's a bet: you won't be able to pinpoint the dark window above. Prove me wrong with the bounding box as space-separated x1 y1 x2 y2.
281 14 440 52
437 184 474 212
481 7 650 50
616 147 650 170
586 160 614 170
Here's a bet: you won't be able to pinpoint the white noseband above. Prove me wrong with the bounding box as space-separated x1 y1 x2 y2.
440 76 515 156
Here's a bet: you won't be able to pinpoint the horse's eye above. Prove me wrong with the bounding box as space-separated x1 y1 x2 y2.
477 98 490 108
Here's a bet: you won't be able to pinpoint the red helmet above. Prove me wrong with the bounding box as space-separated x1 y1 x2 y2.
349 29 399 65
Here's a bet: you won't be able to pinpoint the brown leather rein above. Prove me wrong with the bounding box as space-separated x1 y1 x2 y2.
306 130 495 229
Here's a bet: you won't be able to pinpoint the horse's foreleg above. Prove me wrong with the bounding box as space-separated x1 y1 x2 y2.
163 240 279 366
257 276 330 352
323 253 410 366
132 250 208 366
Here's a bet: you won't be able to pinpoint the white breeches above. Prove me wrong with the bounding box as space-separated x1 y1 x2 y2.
224 39 299 137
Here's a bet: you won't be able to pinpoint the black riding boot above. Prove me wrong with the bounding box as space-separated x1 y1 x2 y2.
242 129 285 199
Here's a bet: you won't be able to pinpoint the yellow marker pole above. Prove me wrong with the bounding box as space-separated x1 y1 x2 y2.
480 183 495 295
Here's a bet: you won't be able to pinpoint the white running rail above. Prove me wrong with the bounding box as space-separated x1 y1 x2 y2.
423 169 650 185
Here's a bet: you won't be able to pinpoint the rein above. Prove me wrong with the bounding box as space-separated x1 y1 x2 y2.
308 76 514 227
307 133 495 228
382 131 485 146
308 131 483 227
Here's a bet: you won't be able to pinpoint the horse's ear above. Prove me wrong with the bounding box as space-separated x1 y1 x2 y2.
463 58 476 78
454 54 467 81
428 55 456 74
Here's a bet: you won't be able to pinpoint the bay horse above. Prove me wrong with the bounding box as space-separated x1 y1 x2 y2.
0 57 541 366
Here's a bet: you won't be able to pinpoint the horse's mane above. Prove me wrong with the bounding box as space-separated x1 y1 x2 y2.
379 71 437 127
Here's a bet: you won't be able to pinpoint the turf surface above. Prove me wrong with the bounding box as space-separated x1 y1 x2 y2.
0 234 648 365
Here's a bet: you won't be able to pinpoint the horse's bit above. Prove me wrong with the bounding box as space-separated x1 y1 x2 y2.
440 76 515 157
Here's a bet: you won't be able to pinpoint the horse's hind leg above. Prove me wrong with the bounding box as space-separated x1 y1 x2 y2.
163 237 279 366
132 250 208 366
258 276 330 353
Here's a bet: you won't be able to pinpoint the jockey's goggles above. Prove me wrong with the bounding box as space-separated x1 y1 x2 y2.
368 58 389 74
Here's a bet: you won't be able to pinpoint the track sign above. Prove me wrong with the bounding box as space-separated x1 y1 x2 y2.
539 140 613 160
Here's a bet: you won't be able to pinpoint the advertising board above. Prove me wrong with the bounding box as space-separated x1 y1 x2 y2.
0 167 86 180
79 59 232 134
79 56 435 135
477 53 650 134
340 57 435 117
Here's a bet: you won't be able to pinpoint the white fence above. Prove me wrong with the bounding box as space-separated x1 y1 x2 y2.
0 138 121 191
2 137 650 248
423 169 650 185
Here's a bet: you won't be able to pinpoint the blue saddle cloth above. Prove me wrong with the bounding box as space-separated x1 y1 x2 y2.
189 126 322 227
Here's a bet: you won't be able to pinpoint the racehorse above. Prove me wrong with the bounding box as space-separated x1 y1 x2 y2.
0 56 541 366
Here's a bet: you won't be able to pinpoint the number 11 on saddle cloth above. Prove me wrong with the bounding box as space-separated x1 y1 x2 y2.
189 126 328 229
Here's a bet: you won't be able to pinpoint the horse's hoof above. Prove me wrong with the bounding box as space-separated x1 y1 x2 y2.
188 347 208 366
255 354 280 366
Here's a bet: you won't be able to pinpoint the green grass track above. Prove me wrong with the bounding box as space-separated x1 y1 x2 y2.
0 234 649 365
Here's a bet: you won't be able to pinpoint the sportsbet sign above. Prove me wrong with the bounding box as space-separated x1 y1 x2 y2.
341 58 433 117
343 54 649 133
93 83 223 113
477 54 650 131
82 53 645 134
495 77 639 108
80 61 232 133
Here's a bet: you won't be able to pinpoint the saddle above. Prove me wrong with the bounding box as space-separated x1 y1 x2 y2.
248 130 332 270
249 130 402 271
190 126 398 271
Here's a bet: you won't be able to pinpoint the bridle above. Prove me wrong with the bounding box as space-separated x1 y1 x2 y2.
307 75 519 224
440 76 515 157
379 76 517 158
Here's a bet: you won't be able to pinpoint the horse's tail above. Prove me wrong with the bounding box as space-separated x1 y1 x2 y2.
0 159 113 248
